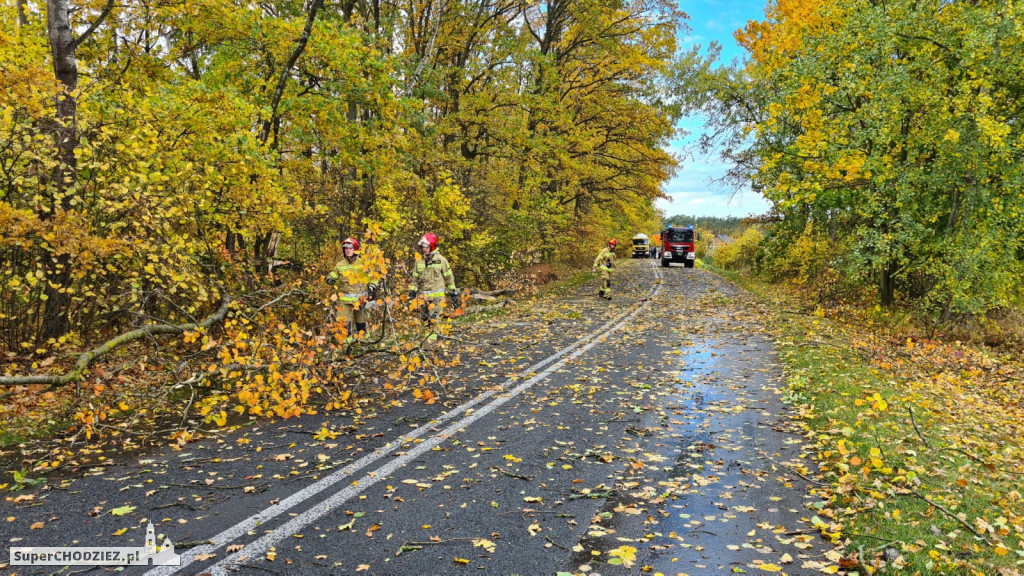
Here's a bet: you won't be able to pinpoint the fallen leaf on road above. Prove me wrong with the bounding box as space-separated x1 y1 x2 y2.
226 544 243 553
30 522 45 530
356 564 370 571
607 545 637 568
472 538 496 553
193 553 216 561
313 426 339 440
110 505 136 516
365 523 381 538
527 523 541 536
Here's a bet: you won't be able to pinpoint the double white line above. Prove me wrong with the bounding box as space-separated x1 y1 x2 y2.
147 261 661 575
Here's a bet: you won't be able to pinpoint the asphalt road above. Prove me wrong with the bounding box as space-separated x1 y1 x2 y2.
2 260 832 575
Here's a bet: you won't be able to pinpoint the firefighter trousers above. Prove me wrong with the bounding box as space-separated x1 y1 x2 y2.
599 268 612 297
339 302 367 324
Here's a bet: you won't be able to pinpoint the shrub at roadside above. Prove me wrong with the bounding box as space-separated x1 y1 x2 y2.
711 227 764 275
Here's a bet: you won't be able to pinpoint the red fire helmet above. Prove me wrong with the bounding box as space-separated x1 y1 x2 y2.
418 233 438 251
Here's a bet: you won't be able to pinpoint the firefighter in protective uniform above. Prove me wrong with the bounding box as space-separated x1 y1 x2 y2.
328 237 376 338
408 233 457 324
593 239 617 300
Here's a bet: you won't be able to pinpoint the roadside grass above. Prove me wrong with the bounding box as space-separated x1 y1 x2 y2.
0 393 77 452
537 267 597 297
707 265 1024 575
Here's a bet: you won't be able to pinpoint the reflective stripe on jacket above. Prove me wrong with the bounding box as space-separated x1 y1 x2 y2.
594 247 615 271
330 256 369 302
412 251 456 297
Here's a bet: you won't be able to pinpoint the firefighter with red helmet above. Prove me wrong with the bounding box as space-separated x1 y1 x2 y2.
593 239 617 300
408 232 457 324
328 236 376 338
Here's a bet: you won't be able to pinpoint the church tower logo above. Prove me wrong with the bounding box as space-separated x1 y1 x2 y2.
140 523 180 566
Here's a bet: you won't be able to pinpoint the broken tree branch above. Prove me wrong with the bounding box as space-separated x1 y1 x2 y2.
0 295 231 389
910 489 992 545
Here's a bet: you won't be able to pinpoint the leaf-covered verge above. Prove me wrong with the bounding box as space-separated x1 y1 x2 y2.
711 265 1024 575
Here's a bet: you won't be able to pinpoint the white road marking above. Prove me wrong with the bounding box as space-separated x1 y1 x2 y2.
147 262 660 575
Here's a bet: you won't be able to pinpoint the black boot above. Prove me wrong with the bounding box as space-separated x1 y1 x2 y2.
355 322 367 337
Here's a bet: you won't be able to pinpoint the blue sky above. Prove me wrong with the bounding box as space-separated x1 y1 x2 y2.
655 0 772 220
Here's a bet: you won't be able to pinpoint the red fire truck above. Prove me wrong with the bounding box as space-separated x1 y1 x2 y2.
660 225 696 268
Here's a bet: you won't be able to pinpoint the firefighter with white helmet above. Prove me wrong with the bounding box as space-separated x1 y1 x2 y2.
408 232 457 324
593 239 617 300
328 236 376 338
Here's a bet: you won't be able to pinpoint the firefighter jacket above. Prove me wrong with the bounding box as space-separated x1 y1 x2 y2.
330 255 370 304
594 247 616 272
412 251 456 298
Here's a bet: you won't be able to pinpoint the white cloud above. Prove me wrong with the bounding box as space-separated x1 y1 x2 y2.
656 189 770 219
657 155 771 218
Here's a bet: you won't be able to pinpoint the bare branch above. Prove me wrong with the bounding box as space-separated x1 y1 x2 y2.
69 0 116 51
0 295 231 389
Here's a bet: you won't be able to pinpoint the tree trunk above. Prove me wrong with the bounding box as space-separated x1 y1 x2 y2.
17 0 28 28
40 0 80 341
879 259 897 307
241 0 322 271
39 0 114 341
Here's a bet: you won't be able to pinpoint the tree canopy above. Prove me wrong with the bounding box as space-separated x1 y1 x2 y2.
1 0 690 350
690 0 1024 316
